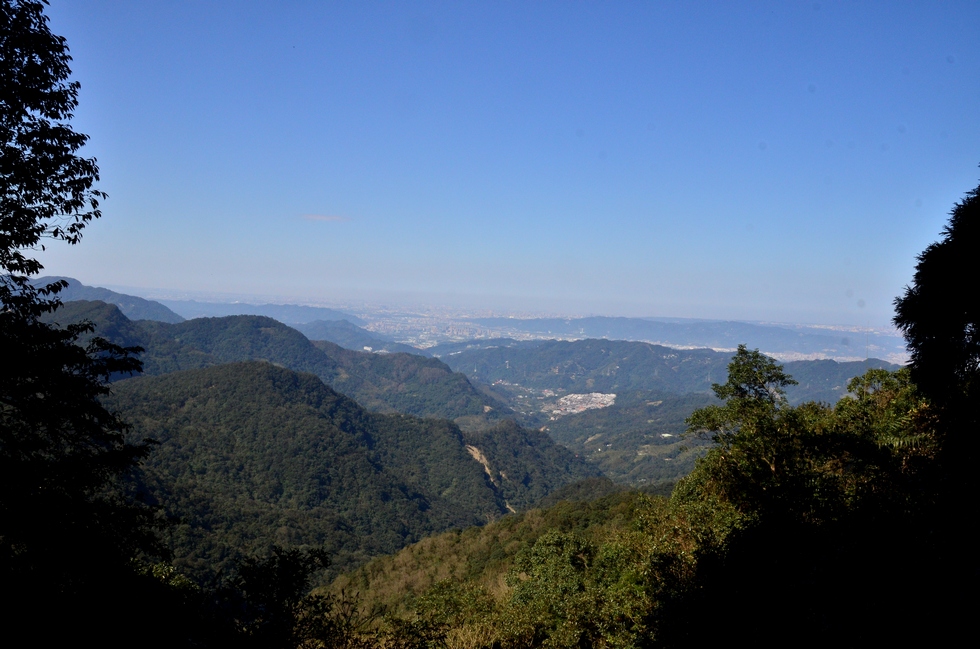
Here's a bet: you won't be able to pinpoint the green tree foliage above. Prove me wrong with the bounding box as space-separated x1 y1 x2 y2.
894 177 980 485
0 2 163 643
349 354 942 647
46 299 511 423
329 490 663 648
0 0 104 279
106 362 595 580
438 337 895 405
233 546 333 648
705 343 796 404
659 355 942 646
891 175 980 640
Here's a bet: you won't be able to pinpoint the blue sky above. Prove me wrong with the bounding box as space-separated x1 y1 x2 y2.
39 1 980 325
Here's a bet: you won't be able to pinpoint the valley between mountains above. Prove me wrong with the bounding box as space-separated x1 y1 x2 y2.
44 291 897 579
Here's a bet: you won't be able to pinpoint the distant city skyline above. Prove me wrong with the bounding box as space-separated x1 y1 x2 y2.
38 1 980 327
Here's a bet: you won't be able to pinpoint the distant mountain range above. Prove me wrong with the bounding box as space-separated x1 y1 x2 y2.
294 319 418 353
158 299 366 325
50 300 898 461
44 295 904 490
35 278 389 352
462 316 907 363
40 299 597 577
46 300 505 425
34 276 184 323
431 337 898 486
37 278 908 365
434 338 898 405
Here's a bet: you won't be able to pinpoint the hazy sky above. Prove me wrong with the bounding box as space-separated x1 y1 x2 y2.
38 1 979 325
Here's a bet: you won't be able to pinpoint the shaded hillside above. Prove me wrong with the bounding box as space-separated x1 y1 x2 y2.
108 362 595 578
137 316 510 423
35 276 184 323
440 339 731 394
295 319 418 354
41 299 150 349
328 490 652 618
437 338 898 404
49 301 507 423
310 339 509 424
461 420 603 508
541 391 718 487
783 358 902 403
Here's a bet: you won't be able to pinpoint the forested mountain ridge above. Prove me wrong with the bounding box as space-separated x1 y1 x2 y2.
317 357 955 647
46 300 510 424
541 390 718 487
437 337 899 404
327 489 647 618
34 276 184 323
46 301 900 489
309 339 509 426
108 362 597 578
433 338 899 487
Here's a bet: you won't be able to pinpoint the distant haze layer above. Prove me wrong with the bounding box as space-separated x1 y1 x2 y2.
34 2 980 327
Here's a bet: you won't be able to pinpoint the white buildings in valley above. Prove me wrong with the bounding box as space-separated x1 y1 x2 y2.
550 392 616 418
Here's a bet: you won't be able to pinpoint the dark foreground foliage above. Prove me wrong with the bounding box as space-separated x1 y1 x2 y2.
1 0 160 642
343 175 980 645
324 360 954 648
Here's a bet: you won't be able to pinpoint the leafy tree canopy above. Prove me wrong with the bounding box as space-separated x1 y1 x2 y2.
1 2 156 642
894 176 980 489
0 0 105 285
709 344 797 405
894 177 980 405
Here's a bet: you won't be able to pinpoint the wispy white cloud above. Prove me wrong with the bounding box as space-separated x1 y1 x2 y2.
302 214 349 222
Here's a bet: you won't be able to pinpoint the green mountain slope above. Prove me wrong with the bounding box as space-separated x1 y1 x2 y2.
436 339 898 486
461 420 603 508
782 358 901 403
328 490 650 618
541 391 718 487
35 276 184 323
295 319 419 354
439 339 731 394
309 340 508 424
437 338 898 404
137 313 341 377
49 301 508 424
108 362 596 578
41 299 150 349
